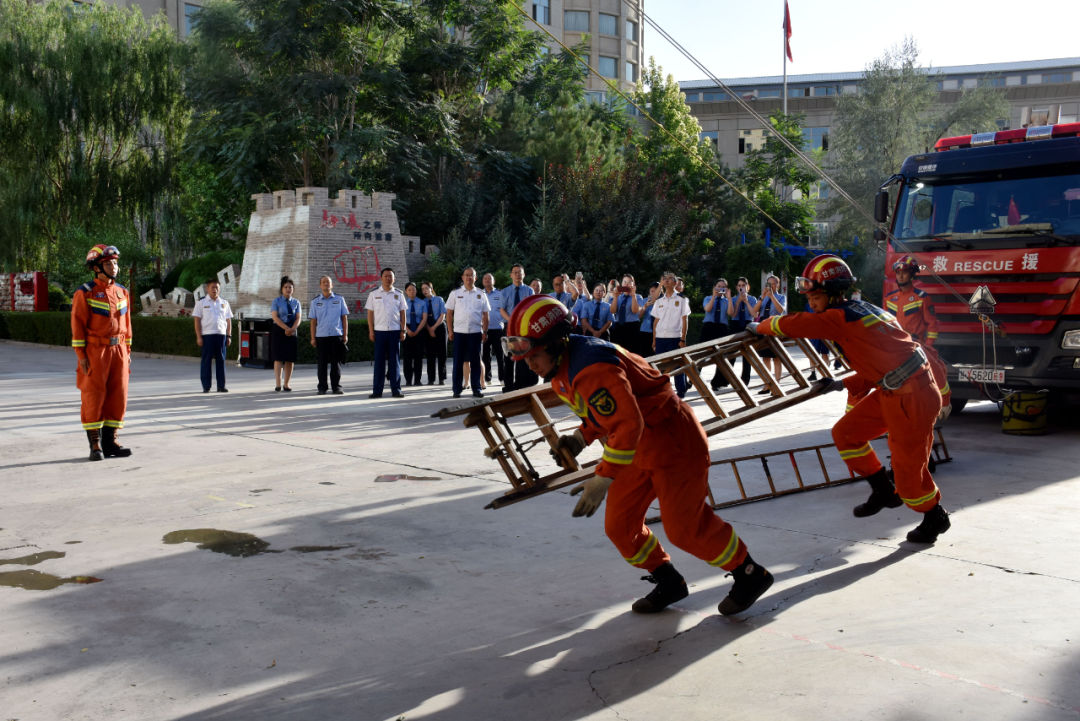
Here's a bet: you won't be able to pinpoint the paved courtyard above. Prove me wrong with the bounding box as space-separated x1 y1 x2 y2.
2 340 1078 720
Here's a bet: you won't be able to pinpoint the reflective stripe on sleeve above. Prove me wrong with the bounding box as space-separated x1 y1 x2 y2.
624 532 658 566
602 445 635 465
707 531 741 567
839 443 874 460
902 486 939 508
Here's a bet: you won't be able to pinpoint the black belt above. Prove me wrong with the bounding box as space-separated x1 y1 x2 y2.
879 347 927 390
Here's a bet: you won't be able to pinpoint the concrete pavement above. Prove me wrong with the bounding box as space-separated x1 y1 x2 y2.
2 339 1079 721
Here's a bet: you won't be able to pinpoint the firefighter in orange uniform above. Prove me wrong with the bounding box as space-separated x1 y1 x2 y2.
750 255 950 543
885 255 951 412
71 244 133 461
504 295 773 615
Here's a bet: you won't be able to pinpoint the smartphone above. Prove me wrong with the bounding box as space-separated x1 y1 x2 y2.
575 271 583 280
618 285 631 293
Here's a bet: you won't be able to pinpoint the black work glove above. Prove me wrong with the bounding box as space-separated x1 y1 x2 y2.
550 429 586 469
814 377 845 394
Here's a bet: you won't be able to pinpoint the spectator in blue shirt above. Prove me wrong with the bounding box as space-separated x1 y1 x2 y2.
728 276 758 386
752 274 788 391
402 282 428 386
609 274 643 351
701 278 732 390
309 275 349 395
550 274 574 307
581 283 614 340
499 264 536 391
637 281 660 356
421 281 447 385
481 272 505 385
270 276 301 392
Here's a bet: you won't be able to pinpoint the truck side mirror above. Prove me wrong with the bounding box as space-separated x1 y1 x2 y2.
873 190 890 223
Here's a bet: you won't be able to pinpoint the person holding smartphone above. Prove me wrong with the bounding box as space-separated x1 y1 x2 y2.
701 278 732 389
727 277 758 386
609 274 643 352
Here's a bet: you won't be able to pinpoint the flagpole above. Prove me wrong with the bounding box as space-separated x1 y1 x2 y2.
782 0 788 115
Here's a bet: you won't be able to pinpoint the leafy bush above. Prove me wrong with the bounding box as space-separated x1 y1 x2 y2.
48 284 70 310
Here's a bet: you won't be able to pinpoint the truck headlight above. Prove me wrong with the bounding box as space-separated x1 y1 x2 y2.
1063 330 1080 350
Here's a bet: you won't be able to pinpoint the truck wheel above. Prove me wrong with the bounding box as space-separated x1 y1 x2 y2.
950 398 968 415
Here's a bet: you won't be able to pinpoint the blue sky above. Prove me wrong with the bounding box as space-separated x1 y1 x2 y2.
646 0 1079 83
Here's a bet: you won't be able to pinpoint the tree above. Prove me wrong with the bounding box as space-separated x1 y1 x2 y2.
0 0 187 275
825 39 1009 249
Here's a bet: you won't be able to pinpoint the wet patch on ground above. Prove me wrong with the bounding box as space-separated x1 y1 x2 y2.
0 550 66 566
0 570 102 590
162 529 273 557
290 545 352 553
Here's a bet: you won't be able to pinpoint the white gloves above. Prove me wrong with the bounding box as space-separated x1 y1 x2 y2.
551 429 586 469
570 475 614 518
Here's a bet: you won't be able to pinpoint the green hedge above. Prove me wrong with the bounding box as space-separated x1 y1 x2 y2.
0 311 709 361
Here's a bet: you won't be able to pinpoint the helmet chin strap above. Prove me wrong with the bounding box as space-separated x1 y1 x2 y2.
95 263 117 281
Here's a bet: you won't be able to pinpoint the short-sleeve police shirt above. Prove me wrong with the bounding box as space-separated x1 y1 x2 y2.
365 287 408 331
446 286 490 334
650 292 690 338
310 293 349 337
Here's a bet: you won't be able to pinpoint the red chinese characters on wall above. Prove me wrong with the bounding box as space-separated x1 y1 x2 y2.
333 246 381 297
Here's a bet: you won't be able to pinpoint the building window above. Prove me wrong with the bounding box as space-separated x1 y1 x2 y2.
598 13 617 36
184 3 201 36
532 0 550 25
1060 103 1079 124
942 79 959 90
626 20 638 42
700 130 719 150
789 87 807 97
683 92 700 102
702 91 728 102
980 76 1006 88
759 88 781 98
584 90 606 104
598 56 617 79
1031 106 1051 125
1043 72 1068 84
812 86 837 96
564 11 589 32
801 126 830 152
625 61 637 83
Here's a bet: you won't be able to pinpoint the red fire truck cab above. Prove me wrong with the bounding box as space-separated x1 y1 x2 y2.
875 123 1080 409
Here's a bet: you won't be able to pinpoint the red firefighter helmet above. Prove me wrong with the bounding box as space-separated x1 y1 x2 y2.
502 294 574 361
795 254 856 295
85 244 120 268
892 255 920 277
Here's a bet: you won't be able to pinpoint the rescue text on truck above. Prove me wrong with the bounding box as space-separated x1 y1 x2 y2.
873 123 1080 411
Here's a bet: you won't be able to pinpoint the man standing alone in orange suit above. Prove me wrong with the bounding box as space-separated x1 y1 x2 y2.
70 244 133 461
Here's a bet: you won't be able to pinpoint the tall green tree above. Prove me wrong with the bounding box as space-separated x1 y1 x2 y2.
0 0 187 273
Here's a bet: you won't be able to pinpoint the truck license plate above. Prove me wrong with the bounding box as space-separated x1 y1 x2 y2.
957 367 1005 383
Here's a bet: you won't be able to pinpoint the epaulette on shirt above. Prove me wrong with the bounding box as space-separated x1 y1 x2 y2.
79 281 95 293
565 335 619 384
839 299 887 323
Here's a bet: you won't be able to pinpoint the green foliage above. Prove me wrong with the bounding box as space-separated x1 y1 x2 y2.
721 241 794 294
825 39 1009 243
47 284 70 310
174 251 244 292
0 311 72 346
0 0 187 271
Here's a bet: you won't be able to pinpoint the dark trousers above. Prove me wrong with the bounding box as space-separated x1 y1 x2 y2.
402 332 425 385
483 328 504 382
729 319 753 383
452 332 483 395
425 325 447 383
503 356 538 392
700 321 731 387
200 334 227 391
654 336 688 398
316 335 343 391
372 330 401 396
639 330 655 358
612 322 640 352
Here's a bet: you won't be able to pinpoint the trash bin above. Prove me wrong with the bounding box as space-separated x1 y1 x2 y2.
239 317 273 369
1001 390 1049 435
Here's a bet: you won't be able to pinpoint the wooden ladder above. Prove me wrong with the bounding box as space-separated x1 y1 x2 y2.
434 331 851 509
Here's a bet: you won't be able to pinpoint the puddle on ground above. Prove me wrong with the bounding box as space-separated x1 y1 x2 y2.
373 474 442 483
0 550 66 566
0 570 102 590
290 545 351 553
162 529 272 557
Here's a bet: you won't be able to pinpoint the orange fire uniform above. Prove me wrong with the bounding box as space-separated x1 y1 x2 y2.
756 301 943 512
885 285 951 408
550 335 747 572
71 279 132 432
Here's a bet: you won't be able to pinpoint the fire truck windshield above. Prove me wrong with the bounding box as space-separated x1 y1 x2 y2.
893 171 1080 245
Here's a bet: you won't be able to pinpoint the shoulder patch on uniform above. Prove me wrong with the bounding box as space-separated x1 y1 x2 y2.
588 388 616 416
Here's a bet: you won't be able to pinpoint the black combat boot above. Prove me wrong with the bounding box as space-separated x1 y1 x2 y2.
718 554 773 616
631 562 689 613
853 467 903 518
86 429 104 462
101 426 132 458
906 504 951 544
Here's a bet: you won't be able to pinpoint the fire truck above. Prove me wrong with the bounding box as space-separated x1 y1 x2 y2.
874 123 1080 411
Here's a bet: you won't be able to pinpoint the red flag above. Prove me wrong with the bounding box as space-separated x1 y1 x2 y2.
783 1 793 62
1007 195 1021 225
